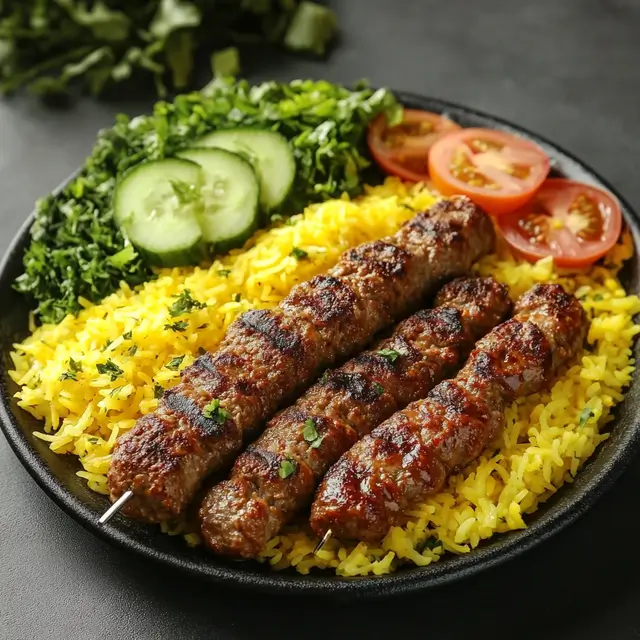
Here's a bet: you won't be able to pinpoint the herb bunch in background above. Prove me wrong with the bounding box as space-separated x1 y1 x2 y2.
14 77 400 325
0 0 338 97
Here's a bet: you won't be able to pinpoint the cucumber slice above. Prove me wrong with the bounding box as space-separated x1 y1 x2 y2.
113 159 205 267
176 147 260 253
195 129 295 212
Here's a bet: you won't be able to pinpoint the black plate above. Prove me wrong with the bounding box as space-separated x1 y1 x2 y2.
1 92 639 599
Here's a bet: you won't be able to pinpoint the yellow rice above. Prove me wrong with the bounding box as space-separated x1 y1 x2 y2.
9 177 640 577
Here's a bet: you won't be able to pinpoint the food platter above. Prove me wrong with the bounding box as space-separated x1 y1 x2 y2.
1 91 639 598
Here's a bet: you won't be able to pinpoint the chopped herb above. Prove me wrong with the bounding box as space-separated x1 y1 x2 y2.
377 348 401 364
110 386 123 397
401 203 416 212
579 407 595 427
96 359 124 381
68 358 83 373
373 382 385 395
320 370 330 384
122 331 132 340
593 294 604 301
127 345 138 356
165 320 189 332
278 459 297 479
302 418 324 449
170 179 199 205
290 247 309 260
423 537 441 550
165 355 185 371
102 339 113 352
59 371 78 382
233 294 241 303
217 269 231 278
168 289 206 317
87 437 100 445
154 383 164 399
202 398 230 423
197 324 208 330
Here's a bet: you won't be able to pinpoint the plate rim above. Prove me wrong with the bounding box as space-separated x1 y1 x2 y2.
1 90 640 598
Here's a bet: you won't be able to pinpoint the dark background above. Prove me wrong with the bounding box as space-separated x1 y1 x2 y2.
2 1 640 638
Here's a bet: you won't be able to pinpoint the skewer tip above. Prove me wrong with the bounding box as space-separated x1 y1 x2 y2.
313 528 333 554
98 490 133 525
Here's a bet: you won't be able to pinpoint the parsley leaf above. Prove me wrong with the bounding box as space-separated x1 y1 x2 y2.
59 371 78 382
302 418 324 449
96 359 124 381
165 320 189 332
202 399 230 423
373 382 385 395
233 294 241 303
168 290 205 317
122 331 132 340
377 348 402 364
165 355 185 371
127 345 138 356
154 383 164 399
278 459 297 479
290 247 309 260
217 269 231 278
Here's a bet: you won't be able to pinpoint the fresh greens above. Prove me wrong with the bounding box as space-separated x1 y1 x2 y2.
0 1 338 97
14 77 400 324
202 398 230 422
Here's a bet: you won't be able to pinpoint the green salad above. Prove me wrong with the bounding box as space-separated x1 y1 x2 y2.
14 77 401 324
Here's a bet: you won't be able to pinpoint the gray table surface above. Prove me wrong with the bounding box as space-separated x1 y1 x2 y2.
2 1 640 638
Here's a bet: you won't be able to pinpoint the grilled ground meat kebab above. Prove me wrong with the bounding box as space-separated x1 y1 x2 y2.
108 197 495 523
199 277 511 558
310 284 587 542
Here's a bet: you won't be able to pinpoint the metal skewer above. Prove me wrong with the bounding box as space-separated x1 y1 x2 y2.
313 528 333 554
98 490 133 524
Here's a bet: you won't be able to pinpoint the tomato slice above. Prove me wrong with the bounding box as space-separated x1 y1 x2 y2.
428 128 550 215
497 179 622 268
367 109 461 182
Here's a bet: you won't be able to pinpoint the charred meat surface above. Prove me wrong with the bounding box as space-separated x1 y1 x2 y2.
310 284 587 542
198 277 511 558
108 198 495 523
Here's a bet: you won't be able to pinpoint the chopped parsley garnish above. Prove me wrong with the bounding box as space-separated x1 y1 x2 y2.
154 383 164 399
122 331 132 340
110 386 123 397
217 269 231 278
278 459 297 479
202 399 230 423
423 537 441 550
96 359 124 381
165 355 185 371
233 293 241 302
377 348 401 364
64 357 83 376
127 345 138 356
579 407 595 427
320 370 330 384
373 382 385 395
197 324 208 330
168 289 206 317
165 320 189 333
102 339 113 352
401 203 416 212
593 294 604 301
87 437 100 445
290 246 309 260
59 371 78 382
302 418 324 449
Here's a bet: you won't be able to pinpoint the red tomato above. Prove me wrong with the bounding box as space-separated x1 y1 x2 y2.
497 179 623 268
428 128 550 215
367 109 461 182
